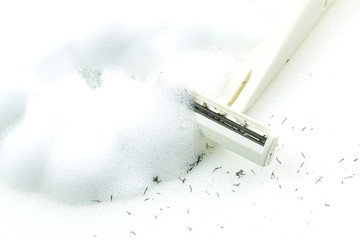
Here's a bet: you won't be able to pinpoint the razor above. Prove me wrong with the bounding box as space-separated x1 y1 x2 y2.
194 0 334 166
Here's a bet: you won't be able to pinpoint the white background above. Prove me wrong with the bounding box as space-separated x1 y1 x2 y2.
1 0 360 239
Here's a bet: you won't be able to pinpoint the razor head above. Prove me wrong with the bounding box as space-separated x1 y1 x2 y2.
193 101 267 146
193 94 278 166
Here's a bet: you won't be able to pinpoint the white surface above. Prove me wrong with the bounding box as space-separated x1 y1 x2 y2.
1 0 360 239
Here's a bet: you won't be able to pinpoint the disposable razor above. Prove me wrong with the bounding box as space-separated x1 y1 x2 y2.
194 0 334 166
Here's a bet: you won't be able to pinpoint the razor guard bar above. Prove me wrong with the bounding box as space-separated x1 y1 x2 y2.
193 102 266 146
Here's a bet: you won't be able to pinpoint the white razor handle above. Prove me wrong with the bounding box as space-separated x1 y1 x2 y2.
225 0 334 113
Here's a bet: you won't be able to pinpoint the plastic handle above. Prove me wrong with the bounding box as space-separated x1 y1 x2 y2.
224 0 334 113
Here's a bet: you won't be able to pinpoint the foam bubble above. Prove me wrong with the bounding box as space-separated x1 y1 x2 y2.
0 70 206 203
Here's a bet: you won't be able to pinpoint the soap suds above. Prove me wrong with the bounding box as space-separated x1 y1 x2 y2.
0 0 269 203
0 73 206 202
